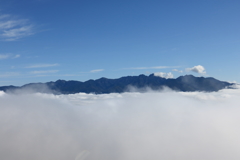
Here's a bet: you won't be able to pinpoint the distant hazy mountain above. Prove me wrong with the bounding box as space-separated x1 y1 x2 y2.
0 74 233 94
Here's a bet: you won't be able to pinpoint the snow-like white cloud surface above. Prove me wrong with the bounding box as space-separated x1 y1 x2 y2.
1 87 240 160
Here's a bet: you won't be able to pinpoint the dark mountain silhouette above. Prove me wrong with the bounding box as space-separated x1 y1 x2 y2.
0 74 233 94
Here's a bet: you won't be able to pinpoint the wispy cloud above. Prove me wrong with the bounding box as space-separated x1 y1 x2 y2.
0 14 10 20
30 70 59 74
13 54 20 58
2 25 34 41
0 14 35 41
0 54 10 60
123 66 180 70
0 72 20 77
90 69 104 73
0 53 21 59
25 63 59 68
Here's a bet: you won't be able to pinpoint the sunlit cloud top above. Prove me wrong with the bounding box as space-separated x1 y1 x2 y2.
186 65 206 74
0 87 240 160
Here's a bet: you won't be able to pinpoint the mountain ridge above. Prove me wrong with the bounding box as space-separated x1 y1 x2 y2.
0 74 233 94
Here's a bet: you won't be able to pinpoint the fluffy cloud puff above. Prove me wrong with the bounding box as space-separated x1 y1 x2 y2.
186 65 206 74
0 87 240 160
172 69 183 73
154 72 174 79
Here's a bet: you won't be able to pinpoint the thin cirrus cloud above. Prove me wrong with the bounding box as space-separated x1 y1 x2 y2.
0 72 20 78
0 54 10 60
186 65 206 74
0 14 34 41
0 54 21 59
13 54 20 58
90 69 104 73
30 70 59 74
25 63 59 68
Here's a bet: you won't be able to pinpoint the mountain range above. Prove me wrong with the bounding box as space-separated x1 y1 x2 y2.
0 74 233 94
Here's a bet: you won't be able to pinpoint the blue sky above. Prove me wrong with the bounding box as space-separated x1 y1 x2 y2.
0 0 239 86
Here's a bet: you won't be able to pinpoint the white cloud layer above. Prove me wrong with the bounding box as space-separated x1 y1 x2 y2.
1 87 240 160
154 72 174 79
186 65 206 74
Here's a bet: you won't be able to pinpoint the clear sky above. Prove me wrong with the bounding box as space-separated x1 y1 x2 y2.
0 0 239 86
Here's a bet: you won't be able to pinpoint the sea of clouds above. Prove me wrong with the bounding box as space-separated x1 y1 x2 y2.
1 86 240 160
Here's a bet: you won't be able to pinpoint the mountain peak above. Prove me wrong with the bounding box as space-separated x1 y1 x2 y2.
56 79 66 83
0 74 233 94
